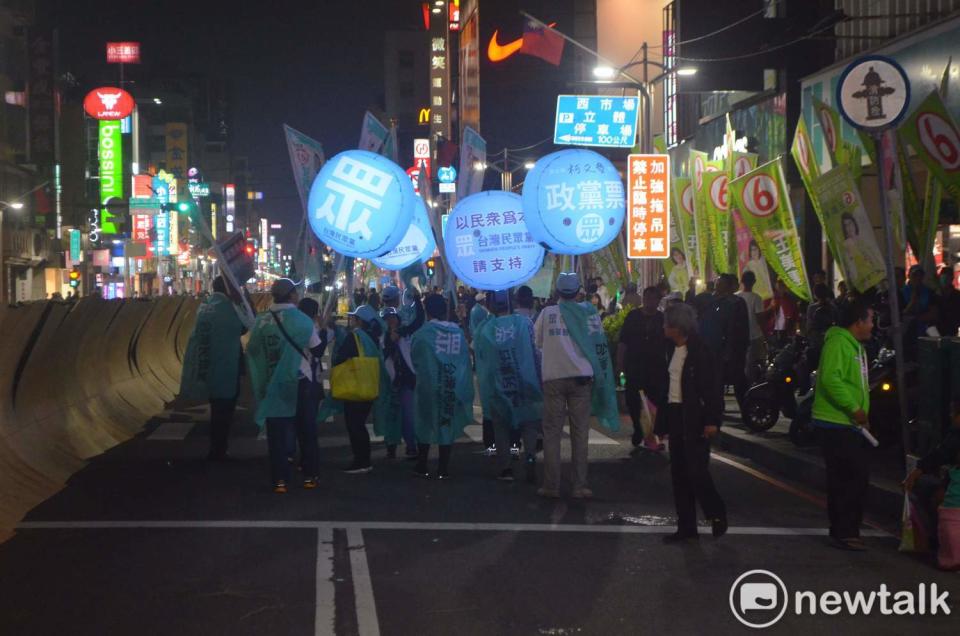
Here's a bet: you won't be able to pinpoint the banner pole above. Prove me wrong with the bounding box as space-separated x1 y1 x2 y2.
874 132 911 457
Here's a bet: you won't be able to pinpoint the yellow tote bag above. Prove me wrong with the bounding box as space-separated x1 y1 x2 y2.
331 333 380 402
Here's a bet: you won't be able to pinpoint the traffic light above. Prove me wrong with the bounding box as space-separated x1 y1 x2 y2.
176 201 192 213
426 258 436 277
68 268 80 288
245 240 256 257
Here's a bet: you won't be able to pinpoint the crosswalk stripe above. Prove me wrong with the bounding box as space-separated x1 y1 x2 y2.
147 421 196 441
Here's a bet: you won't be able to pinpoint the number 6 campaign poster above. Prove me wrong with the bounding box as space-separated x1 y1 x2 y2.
810 165 886 293
899 88 960 201
729 158 811 301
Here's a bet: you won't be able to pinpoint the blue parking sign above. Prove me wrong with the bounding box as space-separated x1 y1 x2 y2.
554 95 640 148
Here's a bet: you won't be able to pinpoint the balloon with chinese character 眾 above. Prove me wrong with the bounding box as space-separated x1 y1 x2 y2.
307 149 416 258
521 149 626 255
444 191 546 291
372 196 436 271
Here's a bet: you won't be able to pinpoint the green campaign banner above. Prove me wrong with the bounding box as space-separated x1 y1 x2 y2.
898 89 960 260
729 158 811 301
810 166 886 293
728 150 758 280
664 177 694 293
690 149 722 278
703 171 733 274
814 97 862 181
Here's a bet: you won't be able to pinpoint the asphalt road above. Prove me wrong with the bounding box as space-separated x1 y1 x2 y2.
0 400 956 636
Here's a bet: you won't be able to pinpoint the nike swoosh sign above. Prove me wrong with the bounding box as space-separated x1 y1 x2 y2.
488 29 523 62
488 23 557 62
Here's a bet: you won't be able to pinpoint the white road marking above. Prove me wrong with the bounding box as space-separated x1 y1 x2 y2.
347 527 381 636
315 527 335 636
146 422 195 441
584 428 619 445
365 424 384 443
14 520 890 537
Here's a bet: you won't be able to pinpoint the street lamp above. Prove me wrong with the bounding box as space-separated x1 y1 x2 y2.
590 56 698 153
478 149 538 191
0 200 26 304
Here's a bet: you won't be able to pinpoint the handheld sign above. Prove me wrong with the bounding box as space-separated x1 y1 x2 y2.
372 197 436 271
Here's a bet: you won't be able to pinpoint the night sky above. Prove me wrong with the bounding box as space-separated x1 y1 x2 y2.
44 0 574 246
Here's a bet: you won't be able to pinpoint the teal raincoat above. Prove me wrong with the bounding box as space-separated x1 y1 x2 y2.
474 314 542 428
411 320 475 445
317 325 398 443
246 305 314 426
558 301 620 432
179 292 245 400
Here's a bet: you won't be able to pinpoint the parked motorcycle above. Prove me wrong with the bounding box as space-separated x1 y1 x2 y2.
788 347 915 447
741 336 807 432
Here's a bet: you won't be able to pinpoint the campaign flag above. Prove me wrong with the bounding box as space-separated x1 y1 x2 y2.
284 124 326 285
662 183 691 294
382 124 399 163
810 166 886 293
358 111 389 153
814 97 863 181
729 158 811 301
728 150 759 283
284 125 325 211
690 149 714 278
899 88 960 259
671 177 699 289
458 126 487 198
520 18 564 66
702 171 732 274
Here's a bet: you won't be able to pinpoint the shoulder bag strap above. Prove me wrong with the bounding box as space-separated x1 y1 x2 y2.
270 311 309 362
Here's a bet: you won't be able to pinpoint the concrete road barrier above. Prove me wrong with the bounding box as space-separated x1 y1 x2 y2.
0 296 200 541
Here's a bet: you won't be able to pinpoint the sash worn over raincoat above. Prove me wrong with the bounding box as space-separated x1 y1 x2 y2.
474 314 542 428
179 293 245 400
411 321 475 445
317 326 398 443
558 302 620 432
246 305 314 426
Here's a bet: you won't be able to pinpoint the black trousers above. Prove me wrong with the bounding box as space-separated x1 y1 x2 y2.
295 379 322 478
343 400 374 466
667 405 726 535
820 427 869 539
208 397 237 458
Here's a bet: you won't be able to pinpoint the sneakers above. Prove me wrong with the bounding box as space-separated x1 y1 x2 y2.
273 481 288 494
537 487 560 499
344 464 373 474
571 487 593 500
436 472 452 480
303 478 318 490
631 429 644 448
510 444 521 457
412 467 431 479
497 469 515 482
483 445 497 457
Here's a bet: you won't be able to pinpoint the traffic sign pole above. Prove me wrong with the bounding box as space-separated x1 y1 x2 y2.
874 133 911 456
837 54 912 455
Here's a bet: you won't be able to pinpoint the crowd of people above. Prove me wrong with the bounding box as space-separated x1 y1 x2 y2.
177 264 960 556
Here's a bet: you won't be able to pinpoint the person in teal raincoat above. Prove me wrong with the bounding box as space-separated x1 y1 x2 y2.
179 276 252 460
412 294 475 479
469 293 496 453
327 304 394 474
246 278 314 493
474 289 543 483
